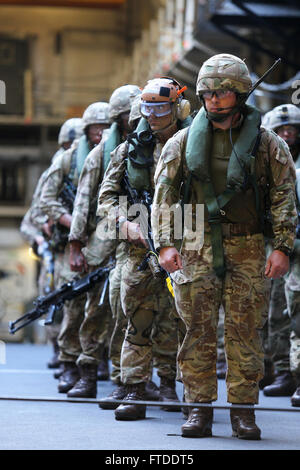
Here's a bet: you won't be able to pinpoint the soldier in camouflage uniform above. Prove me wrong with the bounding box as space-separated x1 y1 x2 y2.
97 77 191 420
152 54 297 439
21 118 83 369
260 105 300 396
98 93 176 409
98 92 142 405
288 168 300 406
39 103 111 396
67 86 142 397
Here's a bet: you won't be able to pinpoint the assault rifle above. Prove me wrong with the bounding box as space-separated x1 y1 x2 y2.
121 172 174 297
59 176 77 214
9 264 113 334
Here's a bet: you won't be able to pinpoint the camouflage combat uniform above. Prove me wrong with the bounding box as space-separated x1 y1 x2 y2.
260 106 300 393
68 137 117 366
285 169 300 384
152 124 297 405
22 149 66 344
98 139 180 386
39 140 87 364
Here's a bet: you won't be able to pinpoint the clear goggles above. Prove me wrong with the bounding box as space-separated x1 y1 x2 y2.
140 101 172 118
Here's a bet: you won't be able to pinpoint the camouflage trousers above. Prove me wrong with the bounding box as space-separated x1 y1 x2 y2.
119 245 182 385
108 243 128 384
263 277 291 374
55 243 112 366
261 242 291 374
285 285 300 380
173 233 270 404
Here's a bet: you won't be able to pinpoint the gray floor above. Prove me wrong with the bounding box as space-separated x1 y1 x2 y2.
0 343 299 451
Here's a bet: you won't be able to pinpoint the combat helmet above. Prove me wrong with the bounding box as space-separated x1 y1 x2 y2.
140 77 190 122
82 102 110 131
109 85 142 121
262 104 300 131
128 94 142 129
196 53 252 97
58 118 83 145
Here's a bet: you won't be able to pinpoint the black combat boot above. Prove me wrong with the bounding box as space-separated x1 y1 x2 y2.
159 377 181 411
58 362 79 393
98 384 128 410
67 364 98 398
97 348 109 381
53 362 64 379
115 383 146 420
47 340 60 369
291 376 300 407
145 380 160 401
263 371 296 396
259 359 274 389
181 406 213 438
230 406 261 440
291 386 300 406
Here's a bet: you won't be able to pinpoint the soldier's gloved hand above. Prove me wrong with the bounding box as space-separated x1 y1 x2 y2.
265 249 290 279
159 246 183 273
121 221 148 248
69 240 88 273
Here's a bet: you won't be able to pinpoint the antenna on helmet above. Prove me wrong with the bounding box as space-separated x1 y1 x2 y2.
247 58 281 99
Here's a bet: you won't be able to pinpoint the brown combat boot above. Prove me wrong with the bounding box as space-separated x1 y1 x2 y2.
263 371 296 396
230 406 261 440
98 384 128 410
57 362 79 393
159 377 181 411
114 383 146 420
67 364 98 398
181 406 213 438
291 386 300 407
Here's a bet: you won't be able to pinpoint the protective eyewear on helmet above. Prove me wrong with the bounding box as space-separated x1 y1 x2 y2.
140 102 172 118
202 89 235 100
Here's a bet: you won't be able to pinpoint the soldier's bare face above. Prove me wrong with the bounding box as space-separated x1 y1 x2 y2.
204 89 237 114
277 125 298 147
87 123 110 146
147 109 173 132
62 141 72 150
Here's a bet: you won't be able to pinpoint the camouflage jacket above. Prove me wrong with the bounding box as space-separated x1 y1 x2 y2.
20 207 42 245
152 125 297 256
97 139 164 230
39 140 81 222
69 138 106 244
28 148 65 229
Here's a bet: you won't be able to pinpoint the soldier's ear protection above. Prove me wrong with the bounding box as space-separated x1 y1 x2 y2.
161 76 191 121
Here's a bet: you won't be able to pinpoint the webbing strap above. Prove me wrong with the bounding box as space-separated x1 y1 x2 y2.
203 181 228 279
